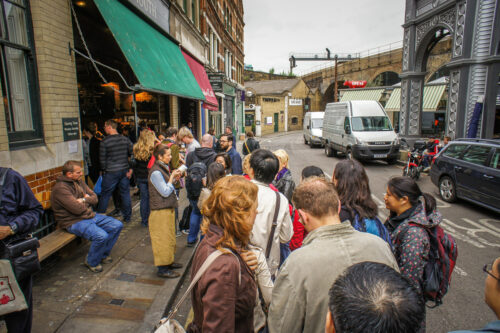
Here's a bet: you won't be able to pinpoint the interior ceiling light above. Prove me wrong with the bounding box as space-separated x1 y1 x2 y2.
75 1 86 7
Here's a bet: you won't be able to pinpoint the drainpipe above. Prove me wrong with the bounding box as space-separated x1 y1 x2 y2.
255 105 262 137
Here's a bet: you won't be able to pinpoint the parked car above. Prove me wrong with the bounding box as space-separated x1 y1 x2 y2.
322 100 400 164
303 111 324 147
430 138 500 214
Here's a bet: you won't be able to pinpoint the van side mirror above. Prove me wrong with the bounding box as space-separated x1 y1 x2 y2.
345 126 351 134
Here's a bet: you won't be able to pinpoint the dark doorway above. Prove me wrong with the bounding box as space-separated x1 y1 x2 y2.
274 113 279 132
178 97 198 139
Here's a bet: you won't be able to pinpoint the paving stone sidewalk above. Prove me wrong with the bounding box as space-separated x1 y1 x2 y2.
23 192 193 333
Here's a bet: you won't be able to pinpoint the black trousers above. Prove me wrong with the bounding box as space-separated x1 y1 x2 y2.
4 275 33 333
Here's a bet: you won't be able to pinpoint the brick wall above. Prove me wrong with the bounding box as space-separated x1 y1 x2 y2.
25 166 63 210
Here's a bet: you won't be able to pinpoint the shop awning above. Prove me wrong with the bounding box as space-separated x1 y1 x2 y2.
181 51 219 110
384 85 446 112
385 88 401 111
422 84 446 111
94 0 205 100
340 88 385 102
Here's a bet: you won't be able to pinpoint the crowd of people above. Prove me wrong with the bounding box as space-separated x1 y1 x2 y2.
1 119 499 333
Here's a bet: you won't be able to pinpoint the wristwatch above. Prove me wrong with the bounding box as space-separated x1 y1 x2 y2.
9 223 18 235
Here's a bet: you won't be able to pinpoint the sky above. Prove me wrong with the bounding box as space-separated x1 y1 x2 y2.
243 0 406 75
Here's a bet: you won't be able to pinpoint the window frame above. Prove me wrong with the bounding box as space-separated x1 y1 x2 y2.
0 0 43 149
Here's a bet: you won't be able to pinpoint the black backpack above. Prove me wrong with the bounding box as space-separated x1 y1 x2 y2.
186 162 207 200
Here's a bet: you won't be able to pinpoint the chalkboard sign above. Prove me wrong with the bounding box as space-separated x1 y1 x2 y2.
62 117 80 141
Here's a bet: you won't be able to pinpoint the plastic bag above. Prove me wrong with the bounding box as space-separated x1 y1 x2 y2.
94 176 102 195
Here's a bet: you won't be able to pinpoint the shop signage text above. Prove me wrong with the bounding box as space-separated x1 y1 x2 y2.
289 98 302 106
125 0 170 34
62 117 80 142
208 73 224 92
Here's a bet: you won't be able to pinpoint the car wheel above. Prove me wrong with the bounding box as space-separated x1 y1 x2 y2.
439 176 457 203
309 140 314 148
346 148 353 160
325 145 333 157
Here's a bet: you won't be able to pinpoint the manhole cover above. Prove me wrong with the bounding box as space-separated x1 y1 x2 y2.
116 273 137 282
109 298 125 306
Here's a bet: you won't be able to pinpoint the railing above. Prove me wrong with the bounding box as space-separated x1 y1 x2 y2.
33 209 57 239
296 40 403 77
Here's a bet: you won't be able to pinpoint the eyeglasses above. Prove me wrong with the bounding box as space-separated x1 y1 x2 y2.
219 140 228 143
483 262 500 281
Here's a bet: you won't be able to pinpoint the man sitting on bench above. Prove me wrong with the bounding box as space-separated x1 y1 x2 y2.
51 160 123 272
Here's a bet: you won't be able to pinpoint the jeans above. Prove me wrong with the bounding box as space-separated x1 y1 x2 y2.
187 199 202 244
97 170 132 221
67 214 123 267
136 178 150 225
280 242 291 267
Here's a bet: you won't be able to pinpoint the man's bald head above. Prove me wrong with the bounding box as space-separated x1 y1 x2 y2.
292 177 339 219
201 133 214 148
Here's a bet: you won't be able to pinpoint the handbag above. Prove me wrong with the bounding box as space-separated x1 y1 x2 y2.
179 205 192 231
154 249 241 333
0 259 28 316
0 168 41 281
93 175 102 195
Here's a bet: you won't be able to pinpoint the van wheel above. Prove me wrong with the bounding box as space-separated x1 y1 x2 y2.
439 176 456 203
304 137 308 144
346 149 353 160
309 140 314 148
325 145 332 157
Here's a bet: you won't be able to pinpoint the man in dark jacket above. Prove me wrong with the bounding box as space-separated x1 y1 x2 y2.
97 119 134 222
0 167 42 333
220 134 243 175
242 131 260 155
185 134 217 246
51 161 122 273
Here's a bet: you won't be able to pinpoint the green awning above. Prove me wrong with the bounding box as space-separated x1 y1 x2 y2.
385 88 401 111
340 88 384 102
422 85 446 111
94 0 205 100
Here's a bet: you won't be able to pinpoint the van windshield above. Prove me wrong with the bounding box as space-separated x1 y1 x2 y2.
351 116 393 131
311 119 323 128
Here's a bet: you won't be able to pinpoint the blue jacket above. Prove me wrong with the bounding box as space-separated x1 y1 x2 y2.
0 168 43 235
449 320 500 333
227 147 243 175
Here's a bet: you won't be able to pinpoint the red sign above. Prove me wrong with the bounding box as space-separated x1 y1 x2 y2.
344 80 367 88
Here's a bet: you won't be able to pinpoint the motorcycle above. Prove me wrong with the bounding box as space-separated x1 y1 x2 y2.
401 140 426 180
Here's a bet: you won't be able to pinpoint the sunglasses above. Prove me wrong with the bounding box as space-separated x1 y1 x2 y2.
483 262 500 281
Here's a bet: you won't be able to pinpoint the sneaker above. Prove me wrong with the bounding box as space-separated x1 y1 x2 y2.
101 256 113 264
423 167 431 173
157 269 180 279
108 208 121 217
175 231 182 237
181 230 190 235
85 259 103 273
186 242 196 248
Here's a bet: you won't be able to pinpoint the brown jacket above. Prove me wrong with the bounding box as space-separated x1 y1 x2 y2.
148 161 178 210
51 176 98 229
187 224 256 333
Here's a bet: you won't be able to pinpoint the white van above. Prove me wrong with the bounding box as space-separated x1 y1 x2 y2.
303 111 324 147
322 101 400 164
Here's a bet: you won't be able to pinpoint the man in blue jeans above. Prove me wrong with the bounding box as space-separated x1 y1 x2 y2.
97 119 134 222
51 161 123 272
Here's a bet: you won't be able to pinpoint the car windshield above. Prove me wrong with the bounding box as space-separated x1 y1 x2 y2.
351 116 393 131
311 119 323 128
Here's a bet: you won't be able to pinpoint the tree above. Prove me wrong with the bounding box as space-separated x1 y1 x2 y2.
269 68 275 74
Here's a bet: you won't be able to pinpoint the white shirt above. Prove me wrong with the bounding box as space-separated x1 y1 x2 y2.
186 139 200 155
250 180 293 276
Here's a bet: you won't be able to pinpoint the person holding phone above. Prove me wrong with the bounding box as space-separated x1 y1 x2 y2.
148 144 183 278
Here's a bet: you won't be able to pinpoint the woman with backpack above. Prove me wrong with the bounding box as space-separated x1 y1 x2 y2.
133 130 156 227
333 160 392 246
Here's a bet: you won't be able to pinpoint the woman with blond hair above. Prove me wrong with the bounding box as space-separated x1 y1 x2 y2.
133 130 157 226
272 149 295 202
187 176 258 333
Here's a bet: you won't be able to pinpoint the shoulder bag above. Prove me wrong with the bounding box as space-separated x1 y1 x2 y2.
0 168 41 282
154 248 241 333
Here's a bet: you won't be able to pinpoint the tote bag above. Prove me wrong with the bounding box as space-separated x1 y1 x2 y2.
0 259 28 315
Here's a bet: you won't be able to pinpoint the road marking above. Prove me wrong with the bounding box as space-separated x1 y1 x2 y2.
454 266 468 277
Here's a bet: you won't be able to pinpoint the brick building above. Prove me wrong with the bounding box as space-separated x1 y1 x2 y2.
0 0 236 239
201 0 245 137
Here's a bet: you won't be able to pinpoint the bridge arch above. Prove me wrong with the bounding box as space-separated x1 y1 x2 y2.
369 71 400 86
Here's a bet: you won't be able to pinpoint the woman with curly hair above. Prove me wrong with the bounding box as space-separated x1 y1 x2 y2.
215 152 232 175
187 176 258 333
133 130 156 226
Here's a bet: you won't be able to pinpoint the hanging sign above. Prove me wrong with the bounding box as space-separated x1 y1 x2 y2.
125 0 170 34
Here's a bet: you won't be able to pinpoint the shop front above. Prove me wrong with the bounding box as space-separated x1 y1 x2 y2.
72 0 205 137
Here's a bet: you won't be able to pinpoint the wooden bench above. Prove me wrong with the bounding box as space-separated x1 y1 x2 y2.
38 229 76 262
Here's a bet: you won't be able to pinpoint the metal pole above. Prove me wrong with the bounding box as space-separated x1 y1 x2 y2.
334 56 338 102
133 92 138 139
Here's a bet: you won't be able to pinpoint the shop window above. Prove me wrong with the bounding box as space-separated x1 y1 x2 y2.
245 114 254 127
291 117 298 125
0 0 43 149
